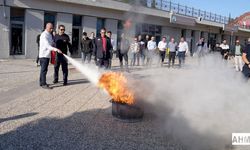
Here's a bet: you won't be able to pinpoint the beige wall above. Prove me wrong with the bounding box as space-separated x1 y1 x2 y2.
0 6 10 58
82 16 97 36
25 9 44 58
105 19 118 50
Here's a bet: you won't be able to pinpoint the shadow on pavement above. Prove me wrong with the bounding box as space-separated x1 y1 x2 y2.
50 79 90 88
0 100 232 150
0 103 184 150
0 112 38 124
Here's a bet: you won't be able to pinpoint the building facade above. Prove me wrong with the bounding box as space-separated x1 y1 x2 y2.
0 0 249 59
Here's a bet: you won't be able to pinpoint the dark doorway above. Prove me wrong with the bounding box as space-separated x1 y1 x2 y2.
71 28 80 57
10 23 23 55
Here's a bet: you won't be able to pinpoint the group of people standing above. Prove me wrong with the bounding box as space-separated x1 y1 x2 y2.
80 30 190 71
37 22 250 89
37 25 114 89
117 35 190 71
218 38 250 79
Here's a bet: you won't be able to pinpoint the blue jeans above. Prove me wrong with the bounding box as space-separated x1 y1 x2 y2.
81 52 92 63
131 52 140 66
39 58 50 86
178 51 186 67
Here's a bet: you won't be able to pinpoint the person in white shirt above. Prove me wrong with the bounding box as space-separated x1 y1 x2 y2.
147 36 157 66
158 37 167 66
220 39 230 60
129 37 140 66
138 35 145 66
233 40 243 71
178 37 189 67
168 37 178 68
39 23 62 89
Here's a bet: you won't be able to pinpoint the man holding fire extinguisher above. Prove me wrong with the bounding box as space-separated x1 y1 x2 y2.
39 23 62 89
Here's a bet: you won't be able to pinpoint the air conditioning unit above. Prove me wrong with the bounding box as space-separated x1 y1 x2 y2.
197 17 203 22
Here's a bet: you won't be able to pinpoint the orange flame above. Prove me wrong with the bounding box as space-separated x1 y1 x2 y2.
98 72 135 105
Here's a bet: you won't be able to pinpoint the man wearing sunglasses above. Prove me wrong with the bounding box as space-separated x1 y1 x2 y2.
93 28 112 69
53 25 72 86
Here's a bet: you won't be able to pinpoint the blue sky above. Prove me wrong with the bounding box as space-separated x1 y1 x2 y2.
172 0 249 18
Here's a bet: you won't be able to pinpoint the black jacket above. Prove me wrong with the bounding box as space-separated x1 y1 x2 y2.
81 37 93 53
93 36 112 59
54 34 72 55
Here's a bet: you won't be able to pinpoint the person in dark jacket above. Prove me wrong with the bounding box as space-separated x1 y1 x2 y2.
117 33 130 72
242 38 250 78
81 32 93 63
36 33 41 66
89 32 97 64
93 28 112 69
53 25 72 86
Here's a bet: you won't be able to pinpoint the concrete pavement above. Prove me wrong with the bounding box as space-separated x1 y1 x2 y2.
0 58 185 150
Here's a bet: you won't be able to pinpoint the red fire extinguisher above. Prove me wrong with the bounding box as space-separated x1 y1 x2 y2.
51 51 56 64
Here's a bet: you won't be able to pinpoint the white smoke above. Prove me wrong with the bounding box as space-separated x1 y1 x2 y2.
136 53 250 150
63 54 101 85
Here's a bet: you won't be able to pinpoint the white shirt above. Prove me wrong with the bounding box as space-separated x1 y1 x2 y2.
158 41 167 51
39 31 56 58
220 43 229 50
110 38 116 50
130 42 139 53
178 41 189 52
147 40 156 51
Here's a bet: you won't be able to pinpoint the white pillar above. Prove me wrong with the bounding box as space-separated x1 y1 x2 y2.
216 34 222 43
82 16 97 36
25 9 44 58
185 30 192 53
203 32 209 42
56 13 73 39
0 6 10 58
193 30 201 53
105 19 118 50
161 26 181 41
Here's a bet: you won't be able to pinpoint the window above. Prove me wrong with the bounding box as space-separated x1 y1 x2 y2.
44 12 56 28
10 7 25 22
96 18 105 37
135 23 161 43
73 15 82 27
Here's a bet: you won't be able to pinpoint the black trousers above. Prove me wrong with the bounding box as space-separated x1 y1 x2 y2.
97 58 109 69
159 51 166 63
39 58 50 86
108 50 113 69
81 52 92 63
119 52 128 69
54 55 68 84
169 52 176 67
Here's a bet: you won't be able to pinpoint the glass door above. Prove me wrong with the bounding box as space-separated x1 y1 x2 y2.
71 27 81 57
10 22 24 55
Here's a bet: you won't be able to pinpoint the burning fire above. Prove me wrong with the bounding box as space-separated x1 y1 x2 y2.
98 72 135 105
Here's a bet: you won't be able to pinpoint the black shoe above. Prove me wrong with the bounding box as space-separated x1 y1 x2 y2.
41 84 52 89
63 82 68 86
53 80 58 84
